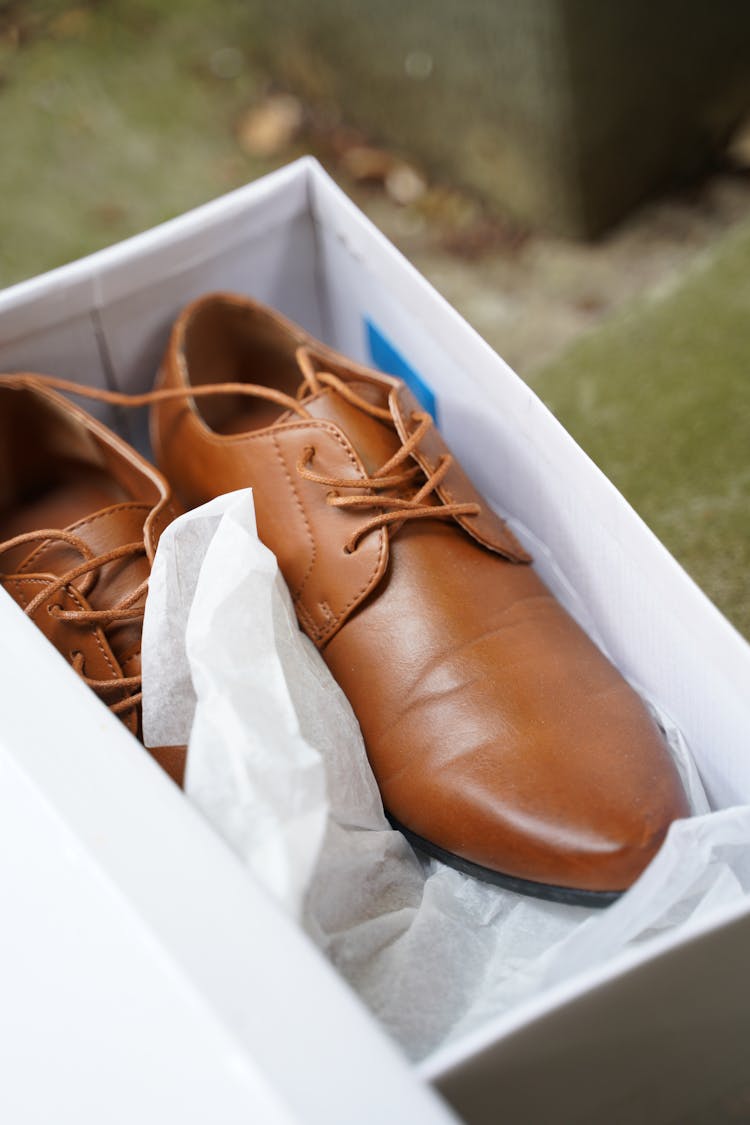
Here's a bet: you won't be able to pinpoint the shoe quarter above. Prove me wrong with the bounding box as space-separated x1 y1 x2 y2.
216 423 389 647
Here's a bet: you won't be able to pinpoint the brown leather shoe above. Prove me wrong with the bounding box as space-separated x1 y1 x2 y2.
0 375 186 785
152 292 690 904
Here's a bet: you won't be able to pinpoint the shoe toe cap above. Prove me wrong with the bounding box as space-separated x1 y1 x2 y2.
375 671 690 895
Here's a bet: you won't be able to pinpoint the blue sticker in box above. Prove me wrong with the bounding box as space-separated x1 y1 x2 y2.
365 319 437 423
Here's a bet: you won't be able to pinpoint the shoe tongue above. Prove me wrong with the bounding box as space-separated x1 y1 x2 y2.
301 383 402 476
14 502 151 611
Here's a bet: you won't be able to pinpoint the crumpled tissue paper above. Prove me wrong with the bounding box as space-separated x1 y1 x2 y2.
141 489 750 1062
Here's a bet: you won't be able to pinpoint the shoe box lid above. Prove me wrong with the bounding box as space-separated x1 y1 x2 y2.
0 158 749 1124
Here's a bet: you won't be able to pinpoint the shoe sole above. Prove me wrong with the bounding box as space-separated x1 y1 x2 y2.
388 817 622 908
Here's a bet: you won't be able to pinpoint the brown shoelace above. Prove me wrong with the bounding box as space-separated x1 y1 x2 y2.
4 361 480 715
14 358 480 558
2 374 310 722
293 349 480 553
0 527 147 714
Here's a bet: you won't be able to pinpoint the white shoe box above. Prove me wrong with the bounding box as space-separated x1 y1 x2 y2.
1 158 749 1124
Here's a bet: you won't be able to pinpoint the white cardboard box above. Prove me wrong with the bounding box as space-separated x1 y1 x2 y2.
1 158 749 1124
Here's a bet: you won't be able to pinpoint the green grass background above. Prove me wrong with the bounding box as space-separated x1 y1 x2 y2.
532 223 750 637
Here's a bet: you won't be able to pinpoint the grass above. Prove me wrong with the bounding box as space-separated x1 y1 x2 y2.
0 0 277 284
530 220 750 638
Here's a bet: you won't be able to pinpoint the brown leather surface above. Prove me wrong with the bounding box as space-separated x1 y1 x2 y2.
325 525 683 890
0 376 186 785
389 382 530 560
152 292 690 893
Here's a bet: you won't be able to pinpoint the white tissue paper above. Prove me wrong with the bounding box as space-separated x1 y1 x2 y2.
141 489 750 1062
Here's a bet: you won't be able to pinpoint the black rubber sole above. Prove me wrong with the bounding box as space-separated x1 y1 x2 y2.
388 817 622 909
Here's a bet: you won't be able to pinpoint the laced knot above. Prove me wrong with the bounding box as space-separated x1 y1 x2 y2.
294 349 480 553
0 528 147 715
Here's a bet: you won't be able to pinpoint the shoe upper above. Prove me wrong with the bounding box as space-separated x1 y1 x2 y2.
0 376 183 782
152 292 690 894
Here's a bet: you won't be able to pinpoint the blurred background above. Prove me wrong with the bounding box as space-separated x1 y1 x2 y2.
1 0 749 635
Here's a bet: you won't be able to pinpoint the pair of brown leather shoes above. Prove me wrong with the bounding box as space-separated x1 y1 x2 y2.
0 293 689 903
0 377 187 784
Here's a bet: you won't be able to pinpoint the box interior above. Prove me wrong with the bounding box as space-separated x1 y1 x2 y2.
2 158 750 1120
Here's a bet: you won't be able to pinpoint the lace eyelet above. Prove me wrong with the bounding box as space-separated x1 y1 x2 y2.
343 544 354 555
296 446 316 475
47 603 62 618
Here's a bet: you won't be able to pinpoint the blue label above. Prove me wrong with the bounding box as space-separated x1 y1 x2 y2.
365 319 437 422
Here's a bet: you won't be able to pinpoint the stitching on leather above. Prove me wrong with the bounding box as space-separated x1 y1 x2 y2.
317 527 387 646
181 415 359 451
315 424 362 473
148 499 179 548
301 428 382 640
294 596 319 640
277 425 375 640
271 433 317 602
166 414 388 638
65 502 151 534
317 601 335 626
18 502 151 573
159 499 179 532
4 576 34 609
4 574 63 608
63 586 120 682
8 578 120 681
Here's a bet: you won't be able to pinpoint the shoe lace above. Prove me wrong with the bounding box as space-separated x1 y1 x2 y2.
9 360 480 558
0 527 147 715
292 348 480 553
